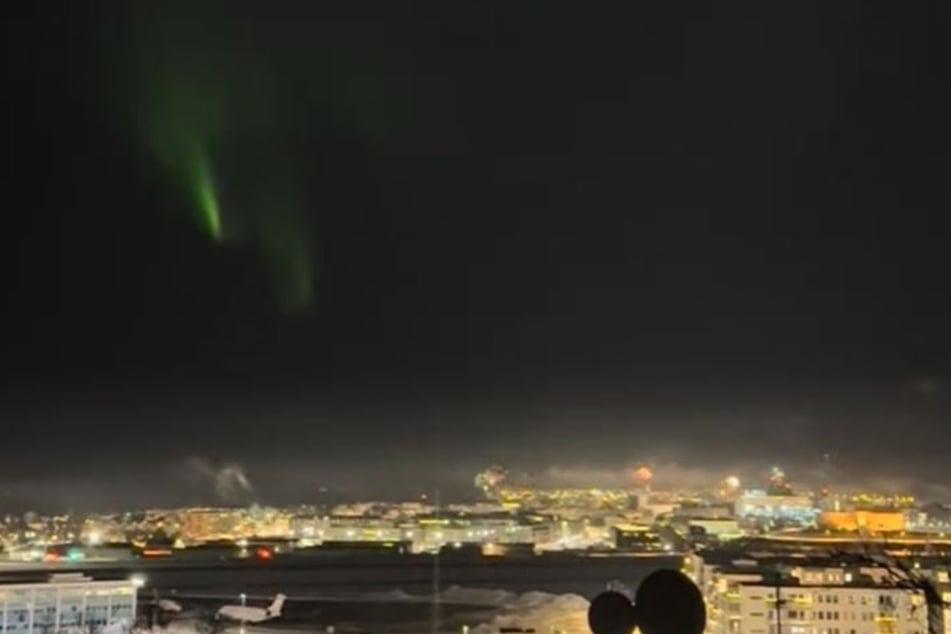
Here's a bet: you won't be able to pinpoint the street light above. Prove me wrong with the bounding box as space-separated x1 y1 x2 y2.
240 593 246 607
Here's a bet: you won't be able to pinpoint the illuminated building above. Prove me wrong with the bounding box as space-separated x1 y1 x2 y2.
735 491 817 523
908 504 951 533
289 512 541 552
612 524 670 552
819 510 906 534
694 552 946 634
687 518 743 540
246 506 292 538
634 491 678 518
821 494 917 513
0 574 138 634
180 508 246 542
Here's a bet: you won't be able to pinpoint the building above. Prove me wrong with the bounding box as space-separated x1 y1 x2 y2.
180 508 246 543
687 518 743 540
735 491 817 524
634 492 679 519
612 524 669 552
691 550 949 634
0 574 138 634
818 510 906 534
907 505 951 534
705 567 929 634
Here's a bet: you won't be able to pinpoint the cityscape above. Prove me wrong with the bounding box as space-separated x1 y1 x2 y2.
2 465 949 561
0 464 948 633
7 1 950 634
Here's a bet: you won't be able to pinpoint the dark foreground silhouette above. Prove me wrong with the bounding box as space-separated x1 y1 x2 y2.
588 569 705 634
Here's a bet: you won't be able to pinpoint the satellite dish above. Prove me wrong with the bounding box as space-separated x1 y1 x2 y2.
634 569 705 634
587 591 636 634
588 570 705 634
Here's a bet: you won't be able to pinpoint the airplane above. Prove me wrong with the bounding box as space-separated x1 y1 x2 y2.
215 594 286 624
158 598 183 613
146 589 184 613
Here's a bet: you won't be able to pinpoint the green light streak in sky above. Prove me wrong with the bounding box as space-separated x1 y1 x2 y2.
138 39 316 309
258 199 315 310
193 149 223 242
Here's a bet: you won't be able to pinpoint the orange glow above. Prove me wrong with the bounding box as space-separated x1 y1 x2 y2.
141 548 173 557
627 465 653 485
817 510 905 533
255 547 273 560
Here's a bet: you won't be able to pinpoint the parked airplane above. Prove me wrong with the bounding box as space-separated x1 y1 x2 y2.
158 598 183 612
216 594 286 624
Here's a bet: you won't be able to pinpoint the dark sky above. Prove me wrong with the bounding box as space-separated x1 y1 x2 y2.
4 1 951 509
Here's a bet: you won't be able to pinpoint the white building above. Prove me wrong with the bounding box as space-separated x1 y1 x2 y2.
734 491 817 523
693 554 946 634
0 574 138 634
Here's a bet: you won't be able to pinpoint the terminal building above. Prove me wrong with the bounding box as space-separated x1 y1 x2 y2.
0 574 138 634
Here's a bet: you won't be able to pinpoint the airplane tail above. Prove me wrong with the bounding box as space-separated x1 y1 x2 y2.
266 594 286 617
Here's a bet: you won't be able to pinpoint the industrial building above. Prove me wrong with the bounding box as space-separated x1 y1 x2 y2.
0 574 138 634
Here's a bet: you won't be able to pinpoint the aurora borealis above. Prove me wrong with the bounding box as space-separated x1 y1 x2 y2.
5 1 951 506
130 8 324 310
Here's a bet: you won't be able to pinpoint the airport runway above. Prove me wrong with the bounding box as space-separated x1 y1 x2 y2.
0 554 678 633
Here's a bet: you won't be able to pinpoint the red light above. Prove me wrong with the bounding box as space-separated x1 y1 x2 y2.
255 547 272 561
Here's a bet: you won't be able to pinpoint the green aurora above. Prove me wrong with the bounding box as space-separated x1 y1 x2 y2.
139 51 315 310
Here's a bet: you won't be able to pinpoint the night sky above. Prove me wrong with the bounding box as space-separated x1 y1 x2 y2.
4 2 950 509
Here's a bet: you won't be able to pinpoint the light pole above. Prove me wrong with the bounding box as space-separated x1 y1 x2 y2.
773 573 786 634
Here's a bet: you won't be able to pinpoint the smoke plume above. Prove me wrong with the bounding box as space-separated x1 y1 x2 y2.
182 457 255 502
